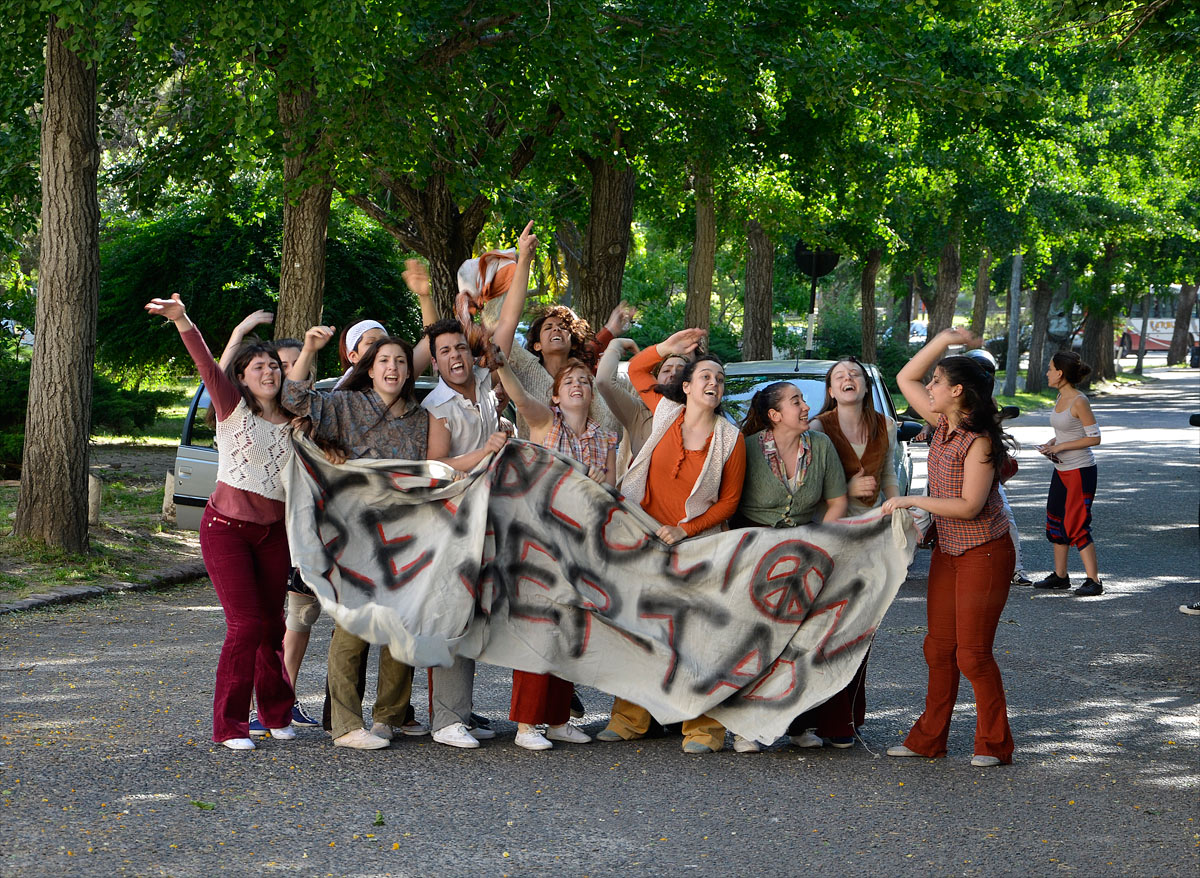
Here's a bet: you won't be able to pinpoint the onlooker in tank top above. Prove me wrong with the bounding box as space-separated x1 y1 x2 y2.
1033 351 1104 596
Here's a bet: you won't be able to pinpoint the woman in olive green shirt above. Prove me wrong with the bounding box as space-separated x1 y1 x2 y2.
736 382 848 528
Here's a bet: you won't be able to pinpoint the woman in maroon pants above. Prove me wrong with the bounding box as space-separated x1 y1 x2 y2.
881 328 1017 767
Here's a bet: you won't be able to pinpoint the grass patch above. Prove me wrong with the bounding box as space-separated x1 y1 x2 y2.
0 481 200 602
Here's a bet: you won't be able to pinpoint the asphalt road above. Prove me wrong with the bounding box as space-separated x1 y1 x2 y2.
1 368 1197 878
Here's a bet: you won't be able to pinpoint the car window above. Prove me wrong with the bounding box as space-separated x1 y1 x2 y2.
185 386 216 448
722 375 829 425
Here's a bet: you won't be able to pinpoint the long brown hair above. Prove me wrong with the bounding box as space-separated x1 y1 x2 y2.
818 356 885 445
341 336 417 424
740 381 792 436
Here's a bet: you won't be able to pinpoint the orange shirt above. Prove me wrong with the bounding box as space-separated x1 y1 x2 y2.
629 347 746 536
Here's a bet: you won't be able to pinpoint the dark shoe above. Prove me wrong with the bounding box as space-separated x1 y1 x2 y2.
249 716 268 737
291 704 320 727
1011 570 1033 587
827 736 855 749
569 691 585 719
469 712 492 730
1073 578 1103 596
1033 572 1071 590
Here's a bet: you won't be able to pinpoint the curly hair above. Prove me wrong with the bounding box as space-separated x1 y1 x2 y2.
525 305 596 369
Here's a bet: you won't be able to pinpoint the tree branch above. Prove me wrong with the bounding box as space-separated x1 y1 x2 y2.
336 186 425 253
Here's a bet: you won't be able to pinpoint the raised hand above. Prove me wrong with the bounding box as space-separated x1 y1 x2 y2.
144 293 187 322
605 302 636 336
660 327 707 357
937 327 981 349
304 325 336 352
403 259 431 297
613 337 640 357
517 221 539 260
237 309 274 333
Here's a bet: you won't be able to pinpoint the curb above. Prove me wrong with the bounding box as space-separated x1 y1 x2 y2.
0 560 208 616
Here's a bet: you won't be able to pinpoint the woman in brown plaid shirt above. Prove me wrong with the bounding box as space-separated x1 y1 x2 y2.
881 328 1017 768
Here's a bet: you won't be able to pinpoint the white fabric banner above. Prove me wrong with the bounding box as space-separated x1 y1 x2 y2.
285 435 917 742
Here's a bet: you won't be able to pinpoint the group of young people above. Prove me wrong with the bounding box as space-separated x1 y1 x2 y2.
145 224 1102 766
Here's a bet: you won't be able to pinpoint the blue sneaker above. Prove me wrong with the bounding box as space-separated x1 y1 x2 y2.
248 716 268 737
291 704 320 727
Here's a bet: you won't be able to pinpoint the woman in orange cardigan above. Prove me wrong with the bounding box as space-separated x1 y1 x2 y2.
595 328 747 753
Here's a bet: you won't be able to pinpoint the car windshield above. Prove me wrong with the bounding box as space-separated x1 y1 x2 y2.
721 375 830 426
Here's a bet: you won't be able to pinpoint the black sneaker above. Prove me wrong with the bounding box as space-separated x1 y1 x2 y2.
1074 578 1103 596
1033 572 1071 589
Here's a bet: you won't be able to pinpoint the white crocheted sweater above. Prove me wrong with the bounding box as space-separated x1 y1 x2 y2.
215 399 292 501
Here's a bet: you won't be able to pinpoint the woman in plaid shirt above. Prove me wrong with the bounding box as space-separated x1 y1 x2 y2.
881 328 1017 768
493 352 617 751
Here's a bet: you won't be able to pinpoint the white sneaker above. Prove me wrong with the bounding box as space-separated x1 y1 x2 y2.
971 754 1002 767
515 729 554 751
1180 602 1200 616
886 744 923 758
221 737 255 751
333 728 390 750
268 725 296 741
369 722 395 741
790 731 824 748
733 734 762 753
432 722 481 749
546 723 591 744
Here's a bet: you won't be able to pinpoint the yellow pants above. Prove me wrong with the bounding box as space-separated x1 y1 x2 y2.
606 696 726 751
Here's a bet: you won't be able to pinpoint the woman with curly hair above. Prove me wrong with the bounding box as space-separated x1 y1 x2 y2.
881 328 1017 768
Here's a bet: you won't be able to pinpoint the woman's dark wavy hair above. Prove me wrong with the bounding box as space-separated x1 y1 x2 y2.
740 381 795 436
341 336 417 413
654 354 726 413
1051 350 1092 386
205 342 284 429
525 305 596 369
818 356 886 445
938 355 1015 478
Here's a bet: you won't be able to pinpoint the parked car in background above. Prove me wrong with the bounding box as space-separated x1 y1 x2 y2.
720 359 924 497
173 375 441 529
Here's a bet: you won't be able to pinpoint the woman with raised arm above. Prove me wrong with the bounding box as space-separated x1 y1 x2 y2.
282 327 505 750
595 328 747 754
492 352 617 751
880 328 1017 768
145 294 296 752
1033 351 1104 597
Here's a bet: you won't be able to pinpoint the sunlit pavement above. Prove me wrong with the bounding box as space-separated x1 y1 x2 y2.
1 368 1197 877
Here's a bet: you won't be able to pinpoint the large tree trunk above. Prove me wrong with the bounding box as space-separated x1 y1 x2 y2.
899 273 914 334
742 219 774 360
1002 252 1023 396
1025 276 1055 392
1080 312 1117 386
576 155 635 331
554 219 583 307
970 246 992 336
859 247 882 362
15 17 99 552
1168 282 1197 365
684 170 715 331
276 84 332 339
929 232 960 337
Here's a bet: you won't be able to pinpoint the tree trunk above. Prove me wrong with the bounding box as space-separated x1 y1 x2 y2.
684 170 715 331
555 220 583 307
1025 276 1054 392
929 232 960 337
1080 313 1117 387
275 85 332 339
15 17 100 552
1167 282 1197 365
859 247 882 362
1002 252 1023 396
1134 291 1151 375
970 246 992 336
742 219 774 360
576 155 635 331
899 273 914 335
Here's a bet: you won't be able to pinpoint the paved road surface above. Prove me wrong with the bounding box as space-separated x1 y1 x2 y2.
1 368 1196 877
